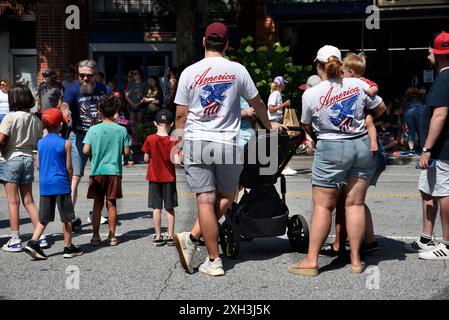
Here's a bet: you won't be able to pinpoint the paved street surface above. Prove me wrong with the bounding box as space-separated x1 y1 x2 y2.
1 156 448 300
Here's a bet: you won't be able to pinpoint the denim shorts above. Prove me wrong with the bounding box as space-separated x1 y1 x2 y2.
0 155 35 184
312 134 377 188
69 131 88 177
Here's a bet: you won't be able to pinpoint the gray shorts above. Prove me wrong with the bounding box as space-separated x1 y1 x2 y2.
69 131 88 177
419 160 449 197
148 182 178 209
312 134 377 188
0 155 34 184
183 140 243 194
39 194 75 224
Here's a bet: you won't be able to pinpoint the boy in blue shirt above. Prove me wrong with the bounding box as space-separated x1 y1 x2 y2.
83 95 131 247
24 108 83 260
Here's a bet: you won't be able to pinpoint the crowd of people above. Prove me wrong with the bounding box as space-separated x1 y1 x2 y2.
0 22 448 278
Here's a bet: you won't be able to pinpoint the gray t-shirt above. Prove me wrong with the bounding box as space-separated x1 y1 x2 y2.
175 57 259 145
301 78 382 140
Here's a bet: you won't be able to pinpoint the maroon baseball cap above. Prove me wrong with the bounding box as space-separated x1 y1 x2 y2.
205 22 229 43
432 31 449 55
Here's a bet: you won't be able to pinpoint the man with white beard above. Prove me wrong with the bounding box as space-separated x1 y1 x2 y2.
61 60 112 227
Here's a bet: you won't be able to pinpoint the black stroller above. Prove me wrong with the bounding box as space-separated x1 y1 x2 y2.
219 127 310 258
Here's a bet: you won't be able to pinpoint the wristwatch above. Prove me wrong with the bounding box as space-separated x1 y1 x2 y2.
422 146 432 153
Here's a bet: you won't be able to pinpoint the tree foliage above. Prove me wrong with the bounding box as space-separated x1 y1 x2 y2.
228 36 313 108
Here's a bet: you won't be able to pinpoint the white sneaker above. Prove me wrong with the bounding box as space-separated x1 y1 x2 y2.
199 257 225 276
173 232 198 274
2 238 23 253
419 243 449 260
282 167 298 176
403 239 437 253
87 211 108 225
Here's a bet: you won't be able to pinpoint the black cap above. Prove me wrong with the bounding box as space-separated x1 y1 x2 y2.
42 69 55 77
63 67 76 74
155 109 174 124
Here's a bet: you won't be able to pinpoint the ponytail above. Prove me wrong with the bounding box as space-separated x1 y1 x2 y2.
317 56 342 80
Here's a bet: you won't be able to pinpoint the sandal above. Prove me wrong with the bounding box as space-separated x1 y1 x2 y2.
351 262 366 274
287 263 318 276
108 236 118 246
90 235 101 246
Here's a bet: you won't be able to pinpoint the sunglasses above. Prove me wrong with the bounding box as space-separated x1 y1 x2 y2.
0 83 5 87
79 73 96 79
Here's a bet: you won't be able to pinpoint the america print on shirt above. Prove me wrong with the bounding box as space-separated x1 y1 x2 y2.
200 82 234 118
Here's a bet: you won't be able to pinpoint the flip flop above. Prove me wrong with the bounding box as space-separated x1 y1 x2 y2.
288 263 318 276
351 262 366 274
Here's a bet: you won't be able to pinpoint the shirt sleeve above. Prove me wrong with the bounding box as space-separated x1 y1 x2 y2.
174 70 190 106
240 66 259 101
365 94 383 110
0 113 12 136
301 92 312 124
141 136 150 155
63 85 75 105
123 128 131 148
268 92 279 107
427 75 449 108
361 77 378 88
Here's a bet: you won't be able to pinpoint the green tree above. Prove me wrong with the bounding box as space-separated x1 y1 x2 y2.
228 36 313 108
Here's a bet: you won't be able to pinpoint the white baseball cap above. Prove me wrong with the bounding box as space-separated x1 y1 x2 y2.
315 45 342 63
299 75 322 91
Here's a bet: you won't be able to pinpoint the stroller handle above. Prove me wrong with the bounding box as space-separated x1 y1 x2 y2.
287 126 303 132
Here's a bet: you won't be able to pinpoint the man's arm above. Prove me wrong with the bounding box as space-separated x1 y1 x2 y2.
419 106 448 168
175 104 188 142
65 140 73 182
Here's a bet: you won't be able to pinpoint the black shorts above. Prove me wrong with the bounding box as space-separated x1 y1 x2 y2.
39 194 75 224
148 182 178 210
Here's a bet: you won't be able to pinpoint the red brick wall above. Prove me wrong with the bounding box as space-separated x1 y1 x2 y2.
255 0 276 48
35 0 88 83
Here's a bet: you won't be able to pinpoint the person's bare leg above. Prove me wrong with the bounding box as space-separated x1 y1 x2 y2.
92 197 104 237
421 191 438 237
365 204 375 244
166 209 175 238
19 184 39 227
31 223 47 241
333 193 346 251
153 208 162 238
299 186 340 269
345 177 369 268
63 222 73 247
197 192 219 259
4 183 21 232
107 199 117 238
438 196 449 242
71 176 81 207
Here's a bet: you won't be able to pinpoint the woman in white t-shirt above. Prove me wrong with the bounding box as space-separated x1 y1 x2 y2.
267 76 290 123
0 79 11 124
287 45 386 276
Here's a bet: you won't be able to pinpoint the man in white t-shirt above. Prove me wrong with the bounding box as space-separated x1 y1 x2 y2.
173 22 285 276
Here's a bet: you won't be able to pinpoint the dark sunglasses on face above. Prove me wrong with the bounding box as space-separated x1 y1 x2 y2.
79 73 96 79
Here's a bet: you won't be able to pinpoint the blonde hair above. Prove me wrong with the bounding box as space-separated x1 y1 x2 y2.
343 52 366 77
317 56 342 79
270 82 280 93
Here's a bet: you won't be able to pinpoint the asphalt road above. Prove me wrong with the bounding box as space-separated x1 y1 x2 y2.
0 156 448 301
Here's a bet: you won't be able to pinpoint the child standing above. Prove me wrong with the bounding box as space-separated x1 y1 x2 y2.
24 108 83 260
142 109 179 247
0 85 43 252
83 95 131 247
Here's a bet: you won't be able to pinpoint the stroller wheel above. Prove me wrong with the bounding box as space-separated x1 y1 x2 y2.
220 220 240 259
287 215 309 252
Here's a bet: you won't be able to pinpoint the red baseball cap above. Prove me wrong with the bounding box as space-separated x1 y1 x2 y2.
42 108 64 128
205 22 229 43
432 31 449 55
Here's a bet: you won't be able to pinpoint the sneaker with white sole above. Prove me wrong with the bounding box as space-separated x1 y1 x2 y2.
2 238 23 253
199 257 225 276
38 235 49 249
173 232 198 274
63 244 84 258
24 240 47 260
403 239 437 253
87 211 108 225
418 243 449 260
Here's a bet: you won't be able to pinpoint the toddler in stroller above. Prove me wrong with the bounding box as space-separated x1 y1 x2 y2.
220 127 310 258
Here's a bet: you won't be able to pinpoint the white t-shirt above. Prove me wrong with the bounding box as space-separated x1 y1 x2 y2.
175 57 259 145
0 111 42 161
301 78 382 140
267 90 283 122
0 91 9 115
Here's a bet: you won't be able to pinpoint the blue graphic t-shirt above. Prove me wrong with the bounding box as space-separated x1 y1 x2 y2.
63 82 111 133
174 57 259 145
301 78 382 140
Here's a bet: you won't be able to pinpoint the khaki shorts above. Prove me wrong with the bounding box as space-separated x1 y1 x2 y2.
418 160 449 197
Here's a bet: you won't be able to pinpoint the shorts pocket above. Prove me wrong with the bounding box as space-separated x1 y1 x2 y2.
321 140 344 164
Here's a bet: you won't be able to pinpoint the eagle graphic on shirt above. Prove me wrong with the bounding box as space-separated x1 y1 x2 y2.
200 82 234 117
329 94 359 132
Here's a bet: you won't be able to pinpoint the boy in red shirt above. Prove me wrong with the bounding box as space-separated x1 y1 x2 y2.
142 109 180 247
